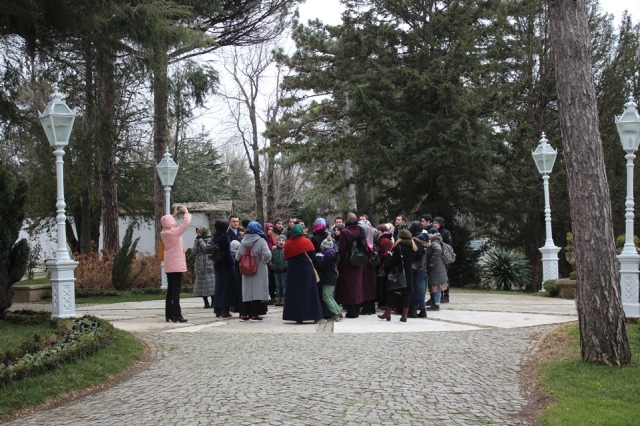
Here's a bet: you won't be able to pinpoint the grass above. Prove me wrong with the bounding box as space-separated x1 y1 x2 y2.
0 321 57 353
14 278 50 286
0 327 144 419
38 292 193 305
537 322 640 425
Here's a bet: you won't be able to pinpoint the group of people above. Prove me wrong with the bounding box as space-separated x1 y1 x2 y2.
161 208 451 324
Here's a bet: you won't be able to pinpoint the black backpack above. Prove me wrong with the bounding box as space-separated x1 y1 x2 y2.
205 237 224 263
343 228 368 267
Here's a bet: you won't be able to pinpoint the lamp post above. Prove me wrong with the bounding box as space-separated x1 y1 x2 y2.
39 84 78 318
156 148 179 289
532 132 560 291
616 95 640 318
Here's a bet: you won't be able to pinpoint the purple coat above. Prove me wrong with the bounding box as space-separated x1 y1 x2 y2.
335 224 364 305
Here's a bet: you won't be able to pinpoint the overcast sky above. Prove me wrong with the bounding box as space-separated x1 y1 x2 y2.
298 0 640 26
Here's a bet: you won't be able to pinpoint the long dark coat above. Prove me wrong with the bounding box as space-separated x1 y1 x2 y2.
282 251 324 322
213 233 237 312
385 241 417 296
335 224 364 305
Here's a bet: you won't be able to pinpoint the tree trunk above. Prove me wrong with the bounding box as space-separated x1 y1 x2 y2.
342 93 357 212
250 102 264 224
548 0 630 365
96 42 119 252
153 48 169 252
266 146 275 222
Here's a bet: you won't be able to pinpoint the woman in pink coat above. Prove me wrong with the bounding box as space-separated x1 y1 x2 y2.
161 205 192 323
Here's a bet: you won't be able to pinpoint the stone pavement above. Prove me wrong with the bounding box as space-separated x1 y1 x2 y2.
5 292 577 425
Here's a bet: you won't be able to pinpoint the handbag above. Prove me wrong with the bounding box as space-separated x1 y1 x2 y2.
304 252 321 283
387 246 407 291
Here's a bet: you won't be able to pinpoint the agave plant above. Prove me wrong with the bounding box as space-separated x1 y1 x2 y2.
481 248 532 290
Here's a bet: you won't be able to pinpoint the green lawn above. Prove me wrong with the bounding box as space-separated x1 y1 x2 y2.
537 323 640 425
14 278 50 286
0 327 144 419
0 321 57 353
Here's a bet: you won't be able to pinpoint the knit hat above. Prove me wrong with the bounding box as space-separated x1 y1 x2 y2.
321 236 334 251
434 217 445 227
398 229 412 240
230 240 240 251
277 235 287 242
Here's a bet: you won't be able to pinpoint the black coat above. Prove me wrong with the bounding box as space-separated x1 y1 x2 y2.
385 242 417 295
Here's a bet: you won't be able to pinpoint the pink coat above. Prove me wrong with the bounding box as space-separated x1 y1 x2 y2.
161 212 192 273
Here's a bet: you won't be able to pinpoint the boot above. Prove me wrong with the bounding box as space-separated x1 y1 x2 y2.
400 307 409 322
427 304 440 311
441 295 450 303
417 307 427 318
408 306 417 318
203 297 210 309
378 307 392 321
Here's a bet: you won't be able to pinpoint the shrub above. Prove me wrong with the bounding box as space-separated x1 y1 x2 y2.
0 164 30 318
543 279 559 297
481 248 532 290
26 240 43 280
76 250 161 290
112 224 142 291
0 314 114 385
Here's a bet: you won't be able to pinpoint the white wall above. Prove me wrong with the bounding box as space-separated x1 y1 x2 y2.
19 213 211 262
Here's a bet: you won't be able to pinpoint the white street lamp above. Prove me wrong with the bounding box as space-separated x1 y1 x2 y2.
156 147 179 289
532 132 560 291
616 95 640 318
39 84 78 318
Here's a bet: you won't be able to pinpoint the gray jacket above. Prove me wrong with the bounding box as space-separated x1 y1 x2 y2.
427 237 448 287
235 234 272 302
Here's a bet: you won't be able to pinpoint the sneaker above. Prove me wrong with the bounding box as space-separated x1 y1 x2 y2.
250 316 263 322
328 314 341 322
239 316 250 322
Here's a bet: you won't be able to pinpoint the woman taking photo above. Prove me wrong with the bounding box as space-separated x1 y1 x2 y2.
161 205 191 323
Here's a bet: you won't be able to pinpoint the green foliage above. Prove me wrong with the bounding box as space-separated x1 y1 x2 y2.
615 234 640 249
447 223 483 288
0 314 114 386
481 248 532 290
0 326 142 418
543 279 559 297
111 223 142 291
537 323 640 425
0 163 30 317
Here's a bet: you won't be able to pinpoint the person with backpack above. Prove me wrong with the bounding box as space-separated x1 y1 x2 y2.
374 224 394 311
235 221 272 322
426 232 449 311
282 224 324 324
335 213 365 318
192 226 215 309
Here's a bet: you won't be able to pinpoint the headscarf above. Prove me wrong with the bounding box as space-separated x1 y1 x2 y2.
161 214 177 229
312 220 326 234
246 221 265 236
408 221 422 236
315 217 327 226
197 226 211 238
289 224 304 238
214 219 229 235
264 222 274 233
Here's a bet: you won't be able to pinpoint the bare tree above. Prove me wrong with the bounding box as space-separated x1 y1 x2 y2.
548 0 630 365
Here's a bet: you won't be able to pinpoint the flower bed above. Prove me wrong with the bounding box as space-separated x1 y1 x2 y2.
1 310 114 386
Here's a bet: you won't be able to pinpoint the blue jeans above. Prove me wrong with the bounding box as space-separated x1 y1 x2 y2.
274 271 287 298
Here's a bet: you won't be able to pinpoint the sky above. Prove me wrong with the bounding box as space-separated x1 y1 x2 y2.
297 0 640 26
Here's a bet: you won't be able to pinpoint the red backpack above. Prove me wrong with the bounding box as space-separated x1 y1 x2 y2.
239 240 259 276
